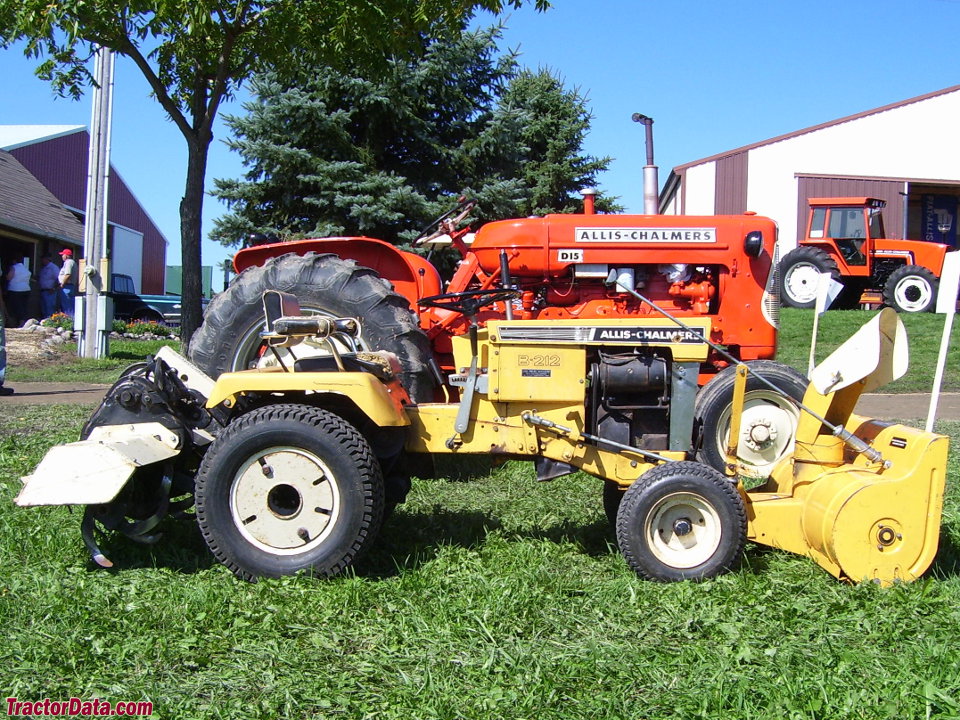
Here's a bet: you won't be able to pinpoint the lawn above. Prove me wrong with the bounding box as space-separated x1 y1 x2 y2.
5 338 180 384
1 307 959 718
776 307 960 393
1 401 959 719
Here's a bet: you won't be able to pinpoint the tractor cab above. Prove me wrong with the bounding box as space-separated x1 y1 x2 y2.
804 197 886 275
782 196 953 312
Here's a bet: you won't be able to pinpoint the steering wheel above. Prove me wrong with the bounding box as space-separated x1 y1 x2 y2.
418 288 520 318
413 197 476 246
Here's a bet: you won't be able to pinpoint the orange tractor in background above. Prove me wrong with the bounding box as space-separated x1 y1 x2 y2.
780 197 958 312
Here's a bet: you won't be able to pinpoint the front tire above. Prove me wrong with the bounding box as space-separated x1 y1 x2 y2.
195 404 384 581
616 462 746 581
883 265 938 313
695 360 808 480
779 246 842 309
188 252 434 401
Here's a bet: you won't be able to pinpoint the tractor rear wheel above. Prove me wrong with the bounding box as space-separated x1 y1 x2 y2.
616 461 746 581
695 360 808 480
883 265 938 313
779 246 842 309
195 404 384 580
188 252 434 401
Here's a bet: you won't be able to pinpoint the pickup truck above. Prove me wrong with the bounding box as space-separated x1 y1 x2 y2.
110 274 205 325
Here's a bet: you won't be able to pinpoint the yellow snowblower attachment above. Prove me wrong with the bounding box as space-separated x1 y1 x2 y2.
742 308 949 585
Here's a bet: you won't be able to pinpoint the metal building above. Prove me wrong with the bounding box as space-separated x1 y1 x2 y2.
0 125 168 296
660 85 960 250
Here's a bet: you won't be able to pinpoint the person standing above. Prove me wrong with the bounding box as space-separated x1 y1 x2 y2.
0 288 13 395
57 248 77 317
5 253 32 327
37 254 59 319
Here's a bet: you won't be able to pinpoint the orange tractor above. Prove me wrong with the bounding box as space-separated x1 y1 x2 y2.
188 197 800 486
780 197 958 312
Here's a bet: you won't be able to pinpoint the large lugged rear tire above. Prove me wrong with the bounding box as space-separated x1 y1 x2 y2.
779 246 842 309
695 360 808 480
616 461 746 582
195 404 384 581
188 252 434 401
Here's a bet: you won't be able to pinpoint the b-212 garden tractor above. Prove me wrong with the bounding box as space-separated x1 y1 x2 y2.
16 284 948 586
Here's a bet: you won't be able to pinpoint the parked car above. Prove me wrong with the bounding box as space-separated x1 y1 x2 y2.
110 273 207 325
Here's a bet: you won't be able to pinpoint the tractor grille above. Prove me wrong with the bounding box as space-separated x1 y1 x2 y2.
762 243 781 329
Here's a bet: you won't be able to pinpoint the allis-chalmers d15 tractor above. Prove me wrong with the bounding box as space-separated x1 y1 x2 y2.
780 197 958 313
14 199 950 585
189 197 792 480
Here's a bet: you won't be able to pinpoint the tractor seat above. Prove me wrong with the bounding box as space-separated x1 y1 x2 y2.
294 352 397 382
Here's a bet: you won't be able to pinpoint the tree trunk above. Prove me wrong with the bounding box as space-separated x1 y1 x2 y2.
179 135 211 347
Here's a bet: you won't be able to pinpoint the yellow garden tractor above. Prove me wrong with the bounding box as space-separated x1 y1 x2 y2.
16 287 949 586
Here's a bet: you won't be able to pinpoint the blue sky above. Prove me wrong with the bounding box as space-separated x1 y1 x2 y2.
2 0 960 291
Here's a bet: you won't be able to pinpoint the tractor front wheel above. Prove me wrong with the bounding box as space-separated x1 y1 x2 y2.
883 265 938 313
695 360 808 480
195 404 384 581
616 462 746 581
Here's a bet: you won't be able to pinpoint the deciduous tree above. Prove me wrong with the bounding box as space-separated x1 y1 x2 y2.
0 0 547 344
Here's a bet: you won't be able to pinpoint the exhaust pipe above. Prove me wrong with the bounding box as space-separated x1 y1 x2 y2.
632 113 659 215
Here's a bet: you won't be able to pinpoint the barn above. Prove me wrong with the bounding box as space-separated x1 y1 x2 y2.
0 125 168 319
660 85 960 251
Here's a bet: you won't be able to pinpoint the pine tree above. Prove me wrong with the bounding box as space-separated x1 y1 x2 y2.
212 27 617 247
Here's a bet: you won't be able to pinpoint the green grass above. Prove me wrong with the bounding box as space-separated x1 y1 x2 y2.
776 307 960 392
2 403 959 719
6 338 180 384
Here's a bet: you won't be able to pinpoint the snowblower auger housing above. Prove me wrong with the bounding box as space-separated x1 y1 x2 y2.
16 293 948 586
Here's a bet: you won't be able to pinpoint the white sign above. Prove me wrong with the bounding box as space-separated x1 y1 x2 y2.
557 249 584 263
575 227 717 242
935 252 960 314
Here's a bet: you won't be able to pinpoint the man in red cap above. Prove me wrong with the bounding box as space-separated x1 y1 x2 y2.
57 248 76 317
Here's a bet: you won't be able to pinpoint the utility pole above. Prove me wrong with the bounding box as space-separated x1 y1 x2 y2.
81 47 115 358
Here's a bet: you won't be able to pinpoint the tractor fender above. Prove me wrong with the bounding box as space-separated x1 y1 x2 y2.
232 237 442 309
206 371 411 427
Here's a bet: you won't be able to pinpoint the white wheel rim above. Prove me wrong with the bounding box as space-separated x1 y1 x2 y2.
232 307 362 371
645 492 722 568
230 446 341 555
717 390 800 479
784 262 822 304
893 276 932 312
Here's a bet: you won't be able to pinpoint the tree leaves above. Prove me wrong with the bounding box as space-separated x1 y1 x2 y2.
211 25 615 247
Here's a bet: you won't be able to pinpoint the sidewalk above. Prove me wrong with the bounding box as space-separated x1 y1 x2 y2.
0 382 111 405
1 382 960 422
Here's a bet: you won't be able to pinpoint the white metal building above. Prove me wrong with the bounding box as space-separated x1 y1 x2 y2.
660 85 960 250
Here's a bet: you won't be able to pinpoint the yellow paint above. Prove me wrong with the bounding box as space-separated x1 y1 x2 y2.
206 370 410 426
746 383 949 586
